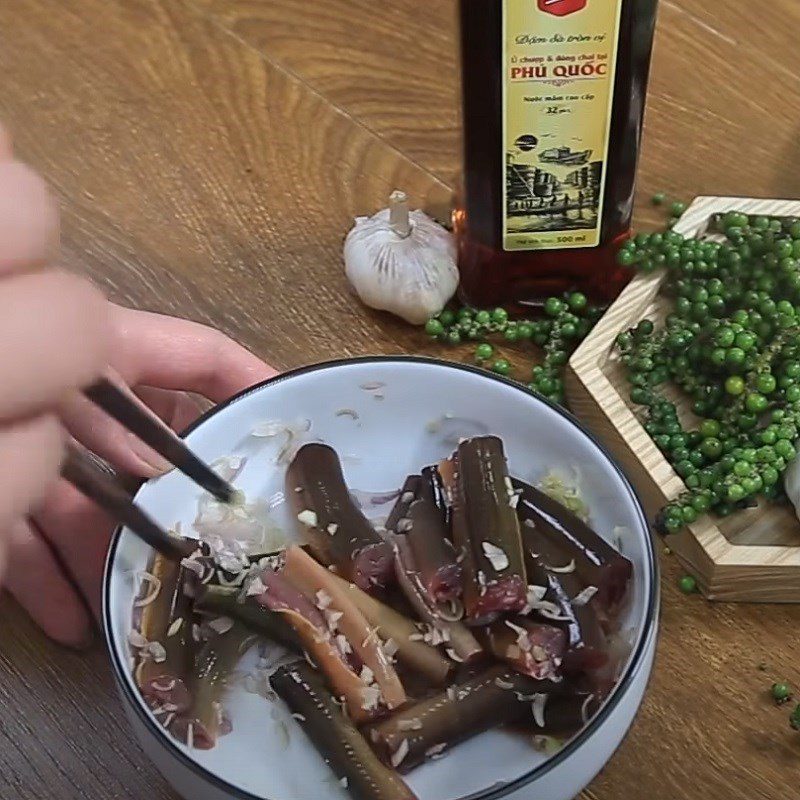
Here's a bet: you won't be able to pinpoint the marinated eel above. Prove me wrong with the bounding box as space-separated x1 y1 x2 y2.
388 470 461 605
393 535 483 664
386 475 421 533
287 443 393 590
172 623 255 749
387 468 449 531
521 522 608 674
513 478 632 614
440 437 527 620
253 563 372 722
136 552 195 713
327 571 453 686
282 545 407 711
365 665 563 772
480 616 566 680
533 690 601 736
195 585 302 653
271 662 418 800
404 498 462 604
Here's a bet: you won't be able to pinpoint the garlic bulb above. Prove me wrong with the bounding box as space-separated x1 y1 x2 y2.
344 190 459 325
784 455 800 519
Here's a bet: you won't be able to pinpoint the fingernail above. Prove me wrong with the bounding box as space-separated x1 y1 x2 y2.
128 436 173 477
140 451 173 477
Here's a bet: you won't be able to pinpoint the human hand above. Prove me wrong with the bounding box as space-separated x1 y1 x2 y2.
0 124 278 648
0 126 110 588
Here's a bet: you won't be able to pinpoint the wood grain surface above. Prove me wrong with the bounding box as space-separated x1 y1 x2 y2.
1 0 800 798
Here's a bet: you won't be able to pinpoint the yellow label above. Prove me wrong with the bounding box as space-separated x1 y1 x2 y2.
502 0 623 251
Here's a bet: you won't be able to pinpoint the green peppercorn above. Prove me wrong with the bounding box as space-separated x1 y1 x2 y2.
492 358 511 376
568 292 588 313
700 438 723 459
664 515 683 534
699 419 721 439
616 331 634 350
492 307 509 324
745 393 769 413
725 375 746 395
742 475 762 494
786 362 800 379
544 297 564 317
560 322 578 339
671 200 688 217
776 440 796 460
617 248 636 267
727 483 746 502
537 376 556 395
425 318 444 337
756 373 777 394
652 192 667 206
546 350 568 367
637 319 655 336
762 466 779 486
654 434 671 450
726 347 747 369
772 682 792 703
678 574 697 593
475 343 493 361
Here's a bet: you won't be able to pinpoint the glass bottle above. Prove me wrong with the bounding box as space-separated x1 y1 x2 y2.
455 0 659 309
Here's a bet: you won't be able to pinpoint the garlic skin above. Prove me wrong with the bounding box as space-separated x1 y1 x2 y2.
344 191 459 325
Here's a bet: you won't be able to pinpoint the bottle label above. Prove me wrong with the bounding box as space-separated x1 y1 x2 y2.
502 0 623 251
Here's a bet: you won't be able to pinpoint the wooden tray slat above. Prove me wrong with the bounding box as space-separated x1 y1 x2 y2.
567 196 800 603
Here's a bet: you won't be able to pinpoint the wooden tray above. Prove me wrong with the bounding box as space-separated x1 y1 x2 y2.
566 196 800 603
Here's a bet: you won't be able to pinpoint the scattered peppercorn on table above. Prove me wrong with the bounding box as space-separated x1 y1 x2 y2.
3 2 800 800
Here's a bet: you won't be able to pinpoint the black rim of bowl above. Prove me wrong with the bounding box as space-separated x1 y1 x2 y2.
102 355 660 800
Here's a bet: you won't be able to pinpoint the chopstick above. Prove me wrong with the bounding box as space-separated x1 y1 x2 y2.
61 443 197 562
83 377 235 503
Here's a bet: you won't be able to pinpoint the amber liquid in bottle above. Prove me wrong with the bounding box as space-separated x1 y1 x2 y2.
456 0 658 309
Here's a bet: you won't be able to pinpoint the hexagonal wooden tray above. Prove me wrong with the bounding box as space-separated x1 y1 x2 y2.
566 196 800 603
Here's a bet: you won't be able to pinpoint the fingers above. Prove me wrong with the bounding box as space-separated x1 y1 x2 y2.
110 305 278 402
0 270 110 420
3 518 93 648
60 381 171 479
133 384 209 433
32 479 114 623
0 160 59 273
57 305 273 483
0 414 64 531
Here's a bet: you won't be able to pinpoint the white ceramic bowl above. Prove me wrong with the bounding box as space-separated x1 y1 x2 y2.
103 356 659 800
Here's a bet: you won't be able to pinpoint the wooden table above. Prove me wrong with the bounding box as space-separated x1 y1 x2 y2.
1 1 800 798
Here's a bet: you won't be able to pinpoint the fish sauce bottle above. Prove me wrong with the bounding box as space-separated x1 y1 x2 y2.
455 0 659 309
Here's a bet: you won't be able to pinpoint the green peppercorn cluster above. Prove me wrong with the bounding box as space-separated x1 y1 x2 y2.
616 210 800 533
424 293 603 405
